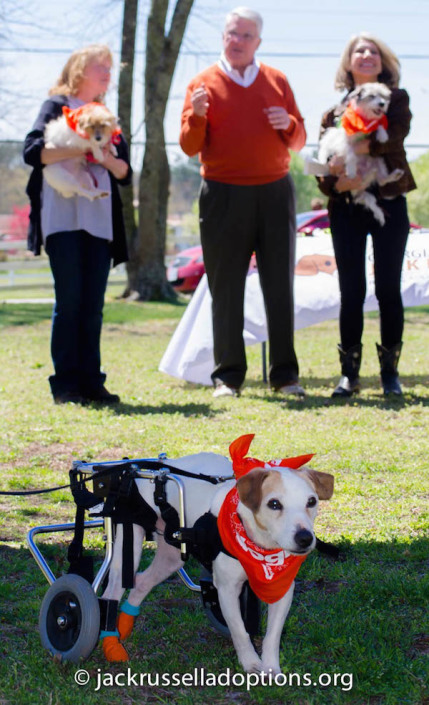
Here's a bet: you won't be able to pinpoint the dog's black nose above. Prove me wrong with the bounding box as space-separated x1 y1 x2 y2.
294 529 314 549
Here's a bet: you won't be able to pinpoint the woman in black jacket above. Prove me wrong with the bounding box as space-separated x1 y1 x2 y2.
24 44 132 405
317 33 416 397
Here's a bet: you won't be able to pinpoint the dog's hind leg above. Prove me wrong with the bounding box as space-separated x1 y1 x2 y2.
100 523 145 661
125 518 184 613
353 191 385 225
261 585 295 674
213 553 263 673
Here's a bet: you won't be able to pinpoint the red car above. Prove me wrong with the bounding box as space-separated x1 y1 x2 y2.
167 211 423 293
167 245 206 294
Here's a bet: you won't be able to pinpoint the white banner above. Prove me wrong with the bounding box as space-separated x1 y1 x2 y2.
159 231 429 386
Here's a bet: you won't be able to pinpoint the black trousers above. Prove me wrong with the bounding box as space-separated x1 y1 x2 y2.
45 230 111 396
199 176 299 389
329 195 409 351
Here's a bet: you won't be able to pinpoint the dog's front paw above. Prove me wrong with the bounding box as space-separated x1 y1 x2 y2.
376 126 388 143
239 652 264 674
389 168 404 181
261 660 282 676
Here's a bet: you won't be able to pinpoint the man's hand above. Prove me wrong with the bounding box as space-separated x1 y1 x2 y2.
265 106 291 130
191 84 209 117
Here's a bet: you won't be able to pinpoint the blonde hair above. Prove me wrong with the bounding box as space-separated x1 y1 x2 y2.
335 32 400 91
49 44 113 101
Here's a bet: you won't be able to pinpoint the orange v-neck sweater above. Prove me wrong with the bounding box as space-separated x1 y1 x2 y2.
180 63 306 185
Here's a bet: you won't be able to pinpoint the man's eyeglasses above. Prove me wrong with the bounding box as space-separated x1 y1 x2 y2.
225 30 257 42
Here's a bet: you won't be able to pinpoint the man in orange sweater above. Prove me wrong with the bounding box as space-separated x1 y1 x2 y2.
180 7 306 398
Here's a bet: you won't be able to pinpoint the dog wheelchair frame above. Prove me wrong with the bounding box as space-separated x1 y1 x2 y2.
27 455 260 663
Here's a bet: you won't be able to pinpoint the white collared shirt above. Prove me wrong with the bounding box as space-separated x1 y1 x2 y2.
217 52 260 87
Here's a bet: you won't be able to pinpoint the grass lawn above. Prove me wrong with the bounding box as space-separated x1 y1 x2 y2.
0 294 428 705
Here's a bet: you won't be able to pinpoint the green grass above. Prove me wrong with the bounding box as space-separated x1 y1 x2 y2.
0 297 428 705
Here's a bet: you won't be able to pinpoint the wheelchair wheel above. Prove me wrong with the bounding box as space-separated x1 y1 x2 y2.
39 574 100 663
200 567 261 638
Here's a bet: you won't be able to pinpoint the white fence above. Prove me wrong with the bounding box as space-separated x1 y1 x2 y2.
0 240 126 289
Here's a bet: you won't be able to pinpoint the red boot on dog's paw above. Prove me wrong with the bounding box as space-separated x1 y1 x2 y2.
102 636 129 662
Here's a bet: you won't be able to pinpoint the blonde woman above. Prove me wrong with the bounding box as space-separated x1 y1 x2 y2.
317 33 416 397
24 45 132 405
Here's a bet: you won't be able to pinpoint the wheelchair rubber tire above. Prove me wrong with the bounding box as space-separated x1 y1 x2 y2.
200 567 261 638
39 574 100 663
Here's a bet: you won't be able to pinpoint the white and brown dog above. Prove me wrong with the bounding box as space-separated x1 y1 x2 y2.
100 434 334 674
305 82 403 225
43 102 121 201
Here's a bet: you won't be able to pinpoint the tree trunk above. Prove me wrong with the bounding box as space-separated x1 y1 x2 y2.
126 0 194 301
118 0 138 297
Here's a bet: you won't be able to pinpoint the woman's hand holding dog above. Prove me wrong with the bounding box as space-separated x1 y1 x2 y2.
41 145 86 165
334 173 366 192
328 141 369 192
95 145 129 180
328 154 346 177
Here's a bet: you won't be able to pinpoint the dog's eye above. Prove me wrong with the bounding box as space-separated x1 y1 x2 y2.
307 496 317 508
267 499 283 511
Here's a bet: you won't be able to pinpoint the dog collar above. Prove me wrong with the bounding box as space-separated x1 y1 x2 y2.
340 103 388 137
217 488 306 603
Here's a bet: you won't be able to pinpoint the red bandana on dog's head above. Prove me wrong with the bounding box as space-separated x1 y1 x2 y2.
229 433 314 478
217 435 314 603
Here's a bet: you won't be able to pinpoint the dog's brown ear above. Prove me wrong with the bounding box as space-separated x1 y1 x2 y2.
236 468 270 512
298 468 334 500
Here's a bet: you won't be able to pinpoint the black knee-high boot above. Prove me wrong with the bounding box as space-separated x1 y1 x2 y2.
332 343 362 397
376 342 403 395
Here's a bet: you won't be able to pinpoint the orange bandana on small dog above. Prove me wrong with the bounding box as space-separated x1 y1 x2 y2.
217 488 307 603
217 435 313 603
341 103 388 137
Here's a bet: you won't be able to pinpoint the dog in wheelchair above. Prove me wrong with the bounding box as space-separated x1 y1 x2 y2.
99 434 334 674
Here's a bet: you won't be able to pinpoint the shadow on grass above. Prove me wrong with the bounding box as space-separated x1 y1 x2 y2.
1 536 427 704
0 299 188 328
244 376 429 409
92 401 222 417
2 533 427 603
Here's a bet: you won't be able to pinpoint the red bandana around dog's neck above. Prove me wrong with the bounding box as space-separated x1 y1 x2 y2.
341 101 388 137
217 434 314 603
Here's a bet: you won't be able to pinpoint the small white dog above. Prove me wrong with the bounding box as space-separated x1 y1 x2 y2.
305 82 403 225
99 435 334 674
43 102 121 201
